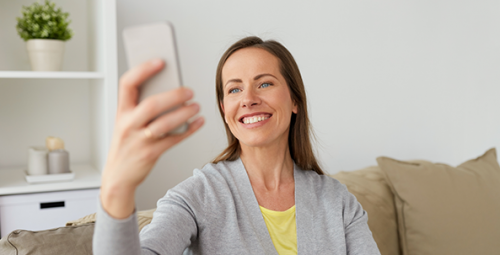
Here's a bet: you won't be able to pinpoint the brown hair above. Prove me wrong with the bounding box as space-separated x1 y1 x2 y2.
212 36 324 175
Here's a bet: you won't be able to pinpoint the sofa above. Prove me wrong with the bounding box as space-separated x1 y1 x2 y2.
1 148 499 255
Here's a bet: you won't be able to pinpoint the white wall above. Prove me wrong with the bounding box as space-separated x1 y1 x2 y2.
117 0 500 210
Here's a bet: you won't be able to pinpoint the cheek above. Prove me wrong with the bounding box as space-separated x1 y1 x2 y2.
222 99 237 120
270 91 294 112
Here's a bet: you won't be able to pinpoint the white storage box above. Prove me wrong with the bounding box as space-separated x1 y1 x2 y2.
0 188 99 238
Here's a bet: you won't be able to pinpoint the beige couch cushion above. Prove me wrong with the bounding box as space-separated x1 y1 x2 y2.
66 208 156 232
377 148 500 255
0 209 156 255
0 223 94 255
331 166 400 255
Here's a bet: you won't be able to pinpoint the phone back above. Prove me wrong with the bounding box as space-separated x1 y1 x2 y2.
122 22 183 103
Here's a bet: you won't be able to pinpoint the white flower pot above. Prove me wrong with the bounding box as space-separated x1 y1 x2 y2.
26 39 65 71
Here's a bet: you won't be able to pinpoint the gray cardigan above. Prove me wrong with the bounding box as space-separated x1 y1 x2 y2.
93 159 381 255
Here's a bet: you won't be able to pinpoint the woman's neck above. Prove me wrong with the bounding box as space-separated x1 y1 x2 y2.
240 139 294 192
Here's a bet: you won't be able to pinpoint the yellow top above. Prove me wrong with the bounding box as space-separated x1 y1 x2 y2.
259 205 297 255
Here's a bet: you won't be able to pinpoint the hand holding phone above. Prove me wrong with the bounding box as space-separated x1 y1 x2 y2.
100 59 204 219
100 23 205 218
122 21 187 134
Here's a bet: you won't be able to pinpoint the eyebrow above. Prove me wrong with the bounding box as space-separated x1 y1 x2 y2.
224 73 278 88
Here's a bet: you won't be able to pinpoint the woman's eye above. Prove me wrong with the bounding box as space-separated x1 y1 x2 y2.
229 88 241 94
260 83 272 88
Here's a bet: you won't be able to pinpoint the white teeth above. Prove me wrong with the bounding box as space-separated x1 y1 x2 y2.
242 115 270 124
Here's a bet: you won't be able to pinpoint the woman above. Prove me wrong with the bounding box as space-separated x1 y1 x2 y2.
94 36 380 255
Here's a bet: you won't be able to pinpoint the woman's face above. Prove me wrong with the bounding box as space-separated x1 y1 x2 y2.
221 47 297 149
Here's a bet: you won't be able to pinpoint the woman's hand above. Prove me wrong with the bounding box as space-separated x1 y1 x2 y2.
100 59 204 219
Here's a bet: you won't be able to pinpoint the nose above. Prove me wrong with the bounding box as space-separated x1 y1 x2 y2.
241 89 261 108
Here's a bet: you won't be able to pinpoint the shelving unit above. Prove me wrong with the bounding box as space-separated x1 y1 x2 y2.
0 0 117 236
0 71 104 79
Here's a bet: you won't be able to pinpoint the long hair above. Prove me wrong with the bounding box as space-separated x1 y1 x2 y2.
212 36 324 175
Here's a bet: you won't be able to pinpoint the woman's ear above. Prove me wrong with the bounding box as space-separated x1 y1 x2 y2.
292 101 298 114
220 102 227 123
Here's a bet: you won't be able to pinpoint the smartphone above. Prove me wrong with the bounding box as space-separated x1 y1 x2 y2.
122 21 187 134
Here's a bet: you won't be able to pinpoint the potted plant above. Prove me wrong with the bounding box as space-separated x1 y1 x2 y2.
16 0 73 71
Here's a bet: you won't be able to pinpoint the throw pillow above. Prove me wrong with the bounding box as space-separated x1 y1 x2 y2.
332 166 400 255
377 148 500 255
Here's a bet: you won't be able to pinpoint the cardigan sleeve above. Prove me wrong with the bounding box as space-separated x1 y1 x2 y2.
93 189 198 255
93 199 148 255
138 189 199 254
343 189 381 255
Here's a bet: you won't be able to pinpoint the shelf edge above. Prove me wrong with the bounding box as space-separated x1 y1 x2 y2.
0 71 105 79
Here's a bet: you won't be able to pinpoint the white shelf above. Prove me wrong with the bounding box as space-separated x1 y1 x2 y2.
0 71 104 79
0 0 117 201
0 164 101 196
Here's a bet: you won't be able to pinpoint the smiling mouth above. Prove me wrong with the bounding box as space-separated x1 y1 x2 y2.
239 114 272 124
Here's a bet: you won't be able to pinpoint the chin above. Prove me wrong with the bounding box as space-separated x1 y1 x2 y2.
235 126 290 149
238 134 277 149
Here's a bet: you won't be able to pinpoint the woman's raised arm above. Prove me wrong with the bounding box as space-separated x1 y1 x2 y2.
93 59 204 255
100 59 204 219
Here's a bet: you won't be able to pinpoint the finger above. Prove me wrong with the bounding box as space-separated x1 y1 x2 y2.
118 59 165 113
147 102 200 136
131 87 194 128
154 116 205 151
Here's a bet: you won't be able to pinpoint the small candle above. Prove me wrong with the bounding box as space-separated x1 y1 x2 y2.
48 149 70 174
46 136 65 151
28 146 48 175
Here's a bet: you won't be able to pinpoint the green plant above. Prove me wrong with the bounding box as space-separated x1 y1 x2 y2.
16 0 73 41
